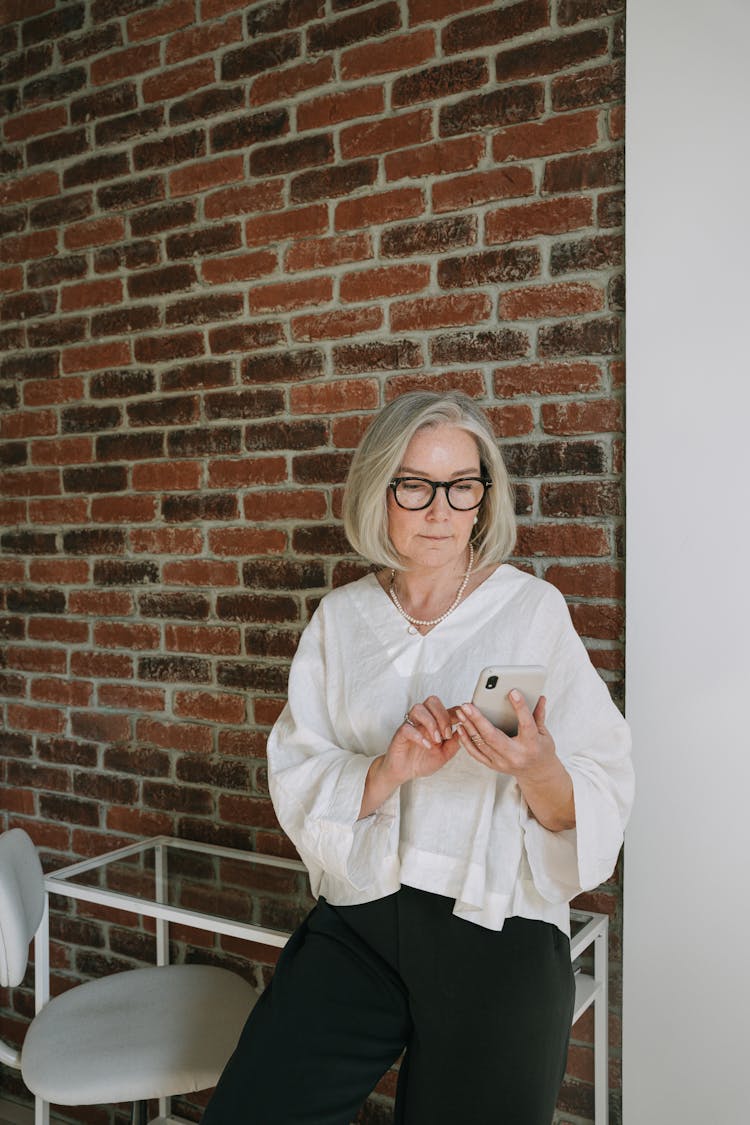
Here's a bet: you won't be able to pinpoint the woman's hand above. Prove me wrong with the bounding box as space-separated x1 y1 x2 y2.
358 696 460 819
454 693 576 832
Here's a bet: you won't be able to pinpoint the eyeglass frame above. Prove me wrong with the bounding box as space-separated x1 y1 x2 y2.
388 476 493 511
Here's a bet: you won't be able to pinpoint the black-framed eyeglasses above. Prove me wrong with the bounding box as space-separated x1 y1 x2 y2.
388 476 492 511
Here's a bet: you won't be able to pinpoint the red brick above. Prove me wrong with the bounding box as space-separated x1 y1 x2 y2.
208 456 287 488
542 146 623 194
29 497 87 522
569 602 624 640
205 179 284 219
392 291 491 332
432 165 533 213
62 340 131 374
31 678 93 707
544 563 624 598
24 377 84 408
4 105 67 142
162 559 239 586
128 0 194 42
0 265 22 292
0 228 57 262
292 305 382 342
385 369 485 400
131 461 202 491
385 134 483 182
552 61 624 112
1 470 61 497
286 232 371 274
91 495 157 522
335 187 423 231
0 171 59 207
298 85 384 132
484 403 534 436
251 57 334 106
94 621 160 650
494 361 601 397
340 108 432 158
69 590 133 615
246 203 328 246
341 28 435 79
492 109 599 162
165 625 241 655
248 276 332 314
64 216 125 250
6 646 66 673
143 58 215 103
174 690 246 723
541 398 622 435
136 718 213 753
486 196 593 244
27 560 86 586
170 155 244 197
290 378 379 415
242 489 327 520
61 277 122 312
30 437 93 465
340 262 429 303
500 282 604 319
207 528 287 557
7 704 65 734
131 528 204 554
609 103 625 141
202 249 277 285
514 523 610 557
1 410 57 439
91 42 161 85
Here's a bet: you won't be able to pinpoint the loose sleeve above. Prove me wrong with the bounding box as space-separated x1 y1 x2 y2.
521 590 635 903
267 605 401 893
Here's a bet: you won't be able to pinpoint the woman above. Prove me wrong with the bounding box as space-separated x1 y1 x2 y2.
203 392 634 1125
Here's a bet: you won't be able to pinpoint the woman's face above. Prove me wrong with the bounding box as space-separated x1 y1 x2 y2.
387 424 482 572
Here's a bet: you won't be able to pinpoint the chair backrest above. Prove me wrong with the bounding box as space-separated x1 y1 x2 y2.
0 829 45 988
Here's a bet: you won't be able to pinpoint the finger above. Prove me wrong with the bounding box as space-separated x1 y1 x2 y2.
401 722 432 751
455 708 493 758
423 694 453 741
458 703 510 747
408 702 443 744
532 694 547 729
508 689 536 737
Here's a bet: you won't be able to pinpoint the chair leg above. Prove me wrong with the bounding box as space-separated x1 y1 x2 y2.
131 1101 149 1125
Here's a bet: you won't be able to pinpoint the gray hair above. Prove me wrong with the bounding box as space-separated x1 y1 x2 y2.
342 391 516 570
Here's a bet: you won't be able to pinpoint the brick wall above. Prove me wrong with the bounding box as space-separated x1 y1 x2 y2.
0 0 625 1121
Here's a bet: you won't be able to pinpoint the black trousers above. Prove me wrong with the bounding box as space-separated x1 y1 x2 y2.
202 886 574 1125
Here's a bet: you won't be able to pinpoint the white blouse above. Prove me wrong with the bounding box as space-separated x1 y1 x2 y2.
267 565 634 935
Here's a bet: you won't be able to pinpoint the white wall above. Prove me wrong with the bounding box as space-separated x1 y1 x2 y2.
624 2 750 1121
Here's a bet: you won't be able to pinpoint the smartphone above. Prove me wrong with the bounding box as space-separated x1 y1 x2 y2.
471 665 546 736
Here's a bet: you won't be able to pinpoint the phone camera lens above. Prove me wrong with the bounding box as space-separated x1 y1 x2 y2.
485 675 498 690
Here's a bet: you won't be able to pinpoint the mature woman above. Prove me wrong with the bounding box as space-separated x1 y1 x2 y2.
203 391 634 1125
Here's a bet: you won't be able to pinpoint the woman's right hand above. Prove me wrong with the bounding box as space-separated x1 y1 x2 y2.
359 697 459 819
384 696 461 783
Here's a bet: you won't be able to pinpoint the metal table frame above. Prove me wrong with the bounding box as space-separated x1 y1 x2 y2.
32 836 608 1125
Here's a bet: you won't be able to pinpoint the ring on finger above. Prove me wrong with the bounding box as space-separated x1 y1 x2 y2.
469 733 482 744
404 712 415 727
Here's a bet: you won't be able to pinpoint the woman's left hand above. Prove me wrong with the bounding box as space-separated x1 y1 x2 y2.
453 692 556 780
453 693 576 831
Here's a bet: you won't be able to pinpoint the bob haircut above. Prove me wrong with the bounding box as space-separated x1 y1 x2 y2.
343 391 516 570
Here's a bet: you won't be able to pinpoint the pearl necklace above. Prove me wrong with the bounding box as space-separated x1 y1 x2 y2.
389 544 474 634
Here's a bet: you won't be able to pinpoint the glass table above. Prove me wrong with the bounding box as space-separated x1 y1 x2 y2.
35 837 609 1125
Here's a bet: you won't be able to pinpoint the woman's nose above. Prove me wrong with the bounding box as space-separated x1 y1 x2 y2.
425 487 451 517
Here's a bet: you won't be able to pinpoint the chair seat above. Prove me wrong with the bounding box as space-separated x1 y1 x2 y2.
22 963 257 1105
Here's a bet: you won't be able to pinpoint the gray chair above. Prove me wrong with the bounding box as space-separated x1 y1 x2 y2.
0 828 258 1124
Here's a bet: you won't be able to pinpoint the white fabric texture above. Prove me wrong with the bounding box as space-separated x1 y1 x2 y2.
268 565 634 935
21 963 257 1103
